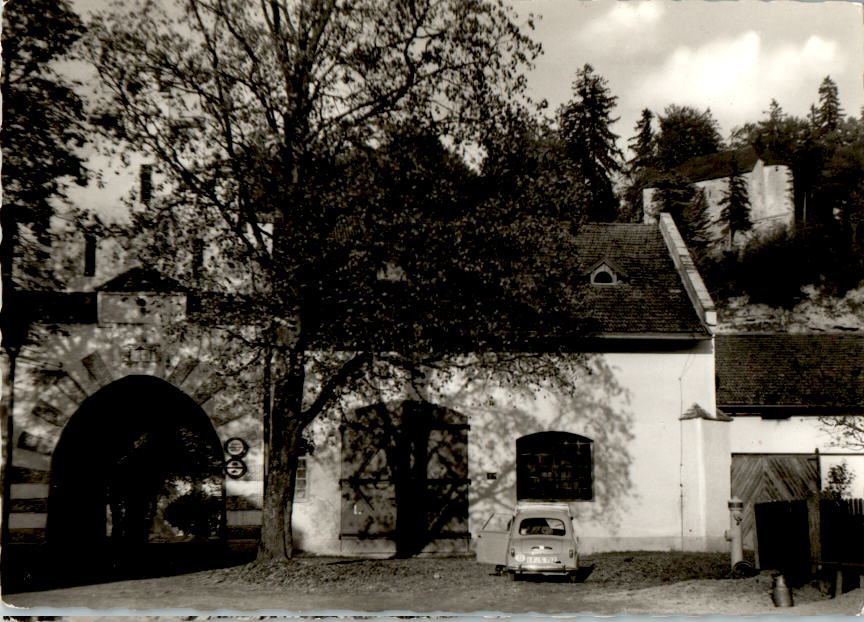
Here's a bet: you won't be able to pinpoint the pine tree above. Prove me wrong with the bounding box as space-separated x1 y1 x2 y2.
619 109 657 223
816 76 843 135
650 171 710 250
719 165 752 249
558 64 623 222
683 187 712 257
627 108 655 173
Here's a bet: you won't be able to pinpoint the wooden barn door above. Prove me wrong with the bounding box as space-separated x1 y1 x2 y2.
340 402 469 556
731 453 820 551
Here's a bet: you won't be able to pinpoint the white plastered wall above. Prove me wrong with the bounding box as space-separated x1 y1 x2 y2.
730 415 864 498
292 341 724 555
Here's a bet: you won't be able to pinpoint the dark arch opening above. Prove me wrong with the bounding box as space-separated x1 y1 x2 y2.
516 431 593 501
48 375 226 584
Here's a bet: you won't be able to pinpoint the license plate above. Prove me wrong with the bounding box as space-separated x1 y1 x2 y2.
532 556 558 564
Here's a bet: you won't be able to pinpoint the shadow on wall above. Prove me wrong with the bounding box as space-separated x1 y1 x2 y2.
458 355 635 534
336 355 635 557
340 401 470 558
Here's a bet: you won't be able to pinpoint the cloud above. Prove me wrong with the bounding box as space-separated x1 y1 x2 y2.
577 2 665 53
630 32 846 132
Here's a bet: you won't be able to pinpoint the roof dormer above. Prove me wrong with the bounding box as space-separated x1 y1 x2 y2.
586 260 624 286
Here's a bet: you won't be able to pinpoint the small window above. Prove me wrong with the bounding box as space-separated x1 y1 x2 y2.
84 234 97 277
140 164 153 205
589 261 620 286
592 269 614 284
295 456 308 502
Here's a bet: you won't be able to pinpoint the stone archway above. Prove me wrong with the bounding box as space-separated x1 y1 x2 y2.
47 375 225 579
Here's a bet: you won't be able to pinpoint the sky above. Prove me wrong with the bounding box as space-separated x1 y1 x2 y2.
69 0 864 216
506 0 864 151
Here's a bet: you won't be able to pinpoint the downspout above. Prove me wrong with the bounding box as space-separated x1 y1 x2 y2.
678 352 695 551
658 213 718 551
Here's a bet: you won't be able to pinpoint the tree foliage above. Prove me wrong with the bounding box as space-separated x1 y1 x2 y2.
1 0 88 349
649 171 710 255
718 165 752 249
620 108 656 223
655 105 722 170
480 108 585 221
626 108 655 173
85 0 592 561
816 76 843 136
557 64 622 222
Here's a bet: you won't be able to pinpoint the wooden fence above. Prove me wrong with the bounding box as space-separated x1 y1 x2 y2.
754 497 864 585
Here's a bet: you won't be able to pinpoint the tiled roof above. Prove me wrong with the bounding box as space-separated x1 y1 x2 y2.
574 224 706 336
97 266 187 293
29 224 708 343
715 334 864 408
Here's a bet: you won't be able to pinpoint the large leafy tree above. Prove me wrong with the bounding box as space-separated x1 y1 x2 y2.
1 0 87 342
655 104 723 170
85 0 590 561
481 108 586 221
557 64 623 222
1 0 88 546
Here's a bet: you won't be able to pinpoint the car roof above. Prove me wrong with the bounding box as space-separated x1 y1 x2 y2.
515 501 573 516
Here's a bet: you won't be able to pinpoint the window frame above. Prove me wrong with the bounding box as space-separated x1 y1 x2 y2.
295 456 308 502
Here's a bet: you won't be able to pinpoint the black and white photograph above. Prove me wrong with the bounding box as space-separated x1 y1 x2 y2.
2 0 864 616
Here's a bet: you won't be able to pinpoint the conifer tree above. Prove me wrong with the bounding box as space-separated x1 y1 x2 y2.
719 165 752 249
627 108 656 173
620 109 656 222
558 64 623 222
816 76 843 135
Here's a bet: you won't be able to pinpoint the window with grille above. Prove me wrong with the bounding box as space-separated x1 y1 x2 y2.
516 432 593 501
295 456 308 502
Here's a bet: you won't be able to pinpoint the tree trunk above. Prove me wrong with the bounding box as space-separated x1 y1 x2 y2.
257 359 304 561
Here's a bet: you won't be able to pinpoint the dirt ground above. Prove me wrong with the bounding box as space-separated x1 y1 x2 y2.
4 552 864 616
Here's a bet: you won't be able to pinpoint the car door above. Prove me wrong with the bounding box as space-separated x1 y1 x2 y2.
475 513 512 566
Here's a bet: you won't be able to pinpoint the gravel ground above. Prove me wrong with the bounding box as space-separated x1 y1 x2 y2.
4 552 863 616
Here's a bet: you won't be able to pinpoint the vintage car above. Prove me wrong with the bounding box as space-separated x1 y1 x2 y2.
475 501 579 581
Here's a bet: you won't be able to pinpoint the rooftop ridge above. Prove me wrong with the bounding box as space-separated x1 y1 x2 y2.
657 213 716 331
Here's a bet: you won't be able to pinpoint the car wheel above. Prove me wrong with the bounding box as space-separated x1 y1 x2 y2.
510 572 520 582
494 565 504 576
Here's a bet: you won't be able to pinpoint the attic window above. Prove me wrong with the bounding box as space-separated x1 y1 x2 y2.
593 269 614 284
590 263 619 286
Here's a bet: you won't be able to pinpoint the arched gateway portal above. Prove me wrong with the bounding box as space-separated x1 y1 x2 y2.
48 375 225 576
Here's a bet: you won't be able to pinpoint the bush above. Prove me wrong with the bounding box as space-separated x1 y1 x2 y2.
702 224 864 308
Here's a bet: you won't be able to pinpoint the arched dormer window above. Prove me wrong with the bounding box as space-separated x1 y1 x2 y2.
592 268 614 284
587 260 623 286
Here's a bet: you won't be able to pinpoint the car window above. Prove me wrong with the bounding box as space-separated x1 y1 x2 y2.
518 517 566 536
482 513 513 532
